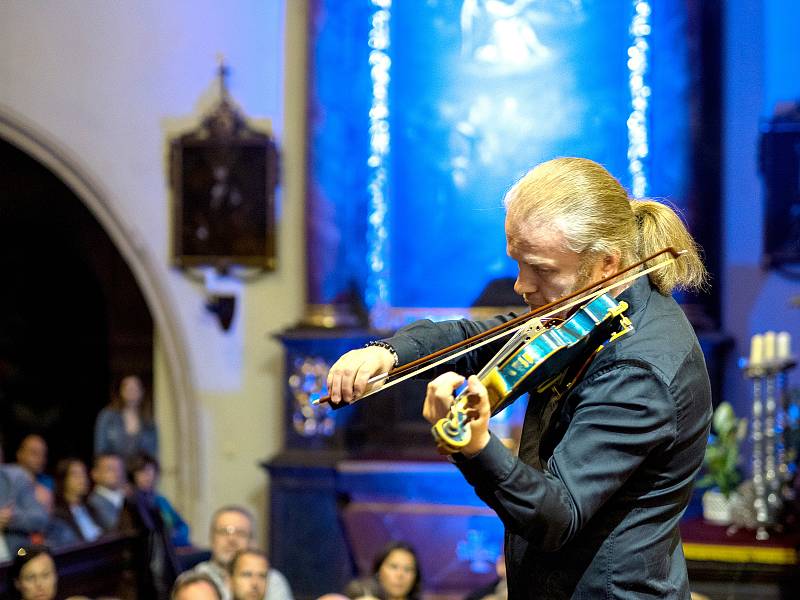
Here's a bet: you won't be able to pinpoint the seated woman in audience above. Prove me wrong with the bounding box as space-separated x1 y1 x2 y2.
94 374 158 463
49 458 103 548
129 453 190 547
370 542 421 600
4 545 57 600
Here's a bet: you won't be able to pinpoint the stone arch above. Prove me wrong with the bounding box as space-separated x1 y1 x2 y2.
0 105 199 516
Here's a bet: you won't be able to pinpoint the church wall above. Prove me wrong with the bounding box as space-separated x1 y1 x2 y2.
0 0 307 545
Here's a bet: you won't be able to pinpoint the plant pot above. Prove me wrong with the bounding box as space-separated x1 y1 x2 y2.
702 489 735 525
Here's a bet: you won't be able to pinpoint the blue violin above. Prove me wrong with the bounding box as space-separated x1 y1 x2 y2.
431 293 632 454
316 249 684 455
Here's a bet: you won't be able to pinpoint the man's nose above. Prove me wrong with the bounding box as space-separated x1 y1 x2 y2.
514 274 538 295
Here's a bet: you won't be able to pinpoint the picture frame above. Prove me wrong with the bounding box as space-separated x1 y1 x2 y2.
170 93 279 272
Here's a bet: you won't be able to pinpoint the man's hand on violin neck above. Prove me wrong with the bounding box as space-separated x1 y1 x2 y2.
423 373 491 457
327 347 396 404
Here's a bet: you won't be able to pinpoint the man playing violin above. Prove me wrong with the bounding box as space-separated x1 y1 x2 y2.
327 157 712 600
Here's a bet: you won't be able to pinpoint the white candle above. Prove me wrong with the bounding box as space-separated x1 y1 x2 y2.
750 333 764 368
777 331 791 361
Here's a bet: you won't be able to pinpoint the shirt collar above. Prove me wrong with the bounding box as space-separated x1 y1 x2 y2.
95 485 125 508
615 273 653 318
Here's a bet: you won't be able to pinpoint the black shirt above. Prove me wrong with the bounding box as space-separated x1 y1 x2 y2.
383 277 712 599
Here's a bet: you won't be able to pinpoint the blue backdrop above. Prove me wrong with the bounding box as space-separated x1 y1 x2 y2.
308 0 690 317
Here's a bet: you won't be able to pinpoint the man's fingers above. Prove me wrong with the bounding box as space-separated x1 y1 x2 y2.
327 347 397 404
327 350 363 404
352 359 382 399
466 375 489 409
427 372 467 399
423 372 467 423
329 370 344 404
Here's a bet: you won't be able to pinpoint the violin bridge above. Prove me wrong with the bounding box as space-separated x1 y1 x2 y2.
520 318 546 340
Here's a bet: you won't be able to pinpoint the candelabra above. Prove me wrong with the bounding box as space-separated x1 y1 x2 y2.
744 331 796 539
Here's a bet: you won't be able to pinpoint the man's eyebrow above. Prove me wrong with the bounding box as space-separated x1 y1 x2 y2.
518 255 557 266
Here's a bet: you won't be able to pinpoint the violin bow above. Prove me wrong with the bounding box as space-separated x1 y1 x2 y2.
315 246 686 406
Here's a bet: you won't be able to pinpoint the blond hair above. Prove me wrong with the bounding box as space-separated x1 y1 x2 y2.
504 157 707 295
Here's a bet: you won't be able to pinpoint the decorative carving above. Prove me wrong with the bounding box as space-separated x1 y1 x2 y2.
289 356 335 437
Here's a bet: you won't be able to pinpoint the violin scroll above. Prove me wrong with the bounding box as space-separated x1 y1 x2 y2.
432 397 474 453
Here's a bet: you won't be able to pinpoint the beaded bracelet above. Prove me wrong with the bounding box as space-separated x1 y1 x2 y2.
365 340 399 367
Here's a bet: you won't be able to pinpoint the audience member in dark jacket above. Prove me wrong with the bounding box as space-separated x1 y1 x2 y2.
129 453 190 547
0 445 48 560
86 453 127 532
120 487 181 600
49 458 103 548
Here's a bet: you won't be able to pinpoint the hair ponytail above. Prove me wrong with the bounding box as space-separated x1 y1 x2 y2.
630 199 708 295
505 158 709 297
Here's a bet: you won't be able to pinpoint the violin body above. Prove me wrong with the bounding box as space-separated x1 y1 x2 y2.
432 294 633 454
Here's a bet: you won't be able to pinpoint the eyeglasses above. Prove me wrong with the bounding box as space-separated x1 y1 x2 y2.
213 525 251 539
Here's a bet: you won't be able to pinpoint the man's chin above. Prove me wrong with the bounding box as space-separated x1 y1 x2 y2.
524 300 544 311
218 554 237 567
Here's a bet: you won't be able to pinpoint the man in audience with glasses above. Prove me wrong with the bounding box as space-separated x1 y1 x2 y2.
192 505 293 600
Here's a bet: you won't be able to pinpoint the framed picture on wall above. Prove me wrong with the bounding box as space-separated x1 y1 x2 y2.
170 91 279 272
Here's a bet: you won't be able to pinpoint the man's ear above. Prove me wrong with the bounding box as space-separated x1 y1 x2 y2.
602 252 621 278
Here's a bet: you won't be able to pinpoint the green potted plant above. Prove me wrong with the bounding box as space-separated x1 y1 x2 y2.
697 401 747 524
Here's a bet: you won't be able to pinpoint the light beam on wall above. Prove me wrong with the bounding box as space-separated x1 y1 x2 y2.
627 0 651 198
308 1 689 319
366 0 392 317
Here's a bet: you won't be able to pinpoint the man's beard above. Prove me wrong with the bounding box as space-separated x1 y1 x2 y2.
538 255 600 316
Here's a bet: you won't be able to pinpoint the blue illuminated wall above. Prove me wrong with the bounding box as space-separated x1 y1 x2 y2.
722 0 800 447
308 0 693 318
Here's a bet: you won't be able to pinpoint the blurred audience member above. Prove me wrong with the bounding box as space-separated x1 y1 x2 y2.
14 435 53 491
12 435 53 517
229 549 268 600
371 542 421 600
171 571 223 600
192 505 293 600
121 473 182 600
0 444 48 560
50 458 103 548
4 545 57 600
87 453 127 532
129 453 189 547
94 374 158 462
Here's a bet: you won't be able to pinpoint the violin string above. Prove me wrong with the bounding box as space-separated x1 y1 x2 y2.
328 253 684 405
475 317 547 380
476 315 544 377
